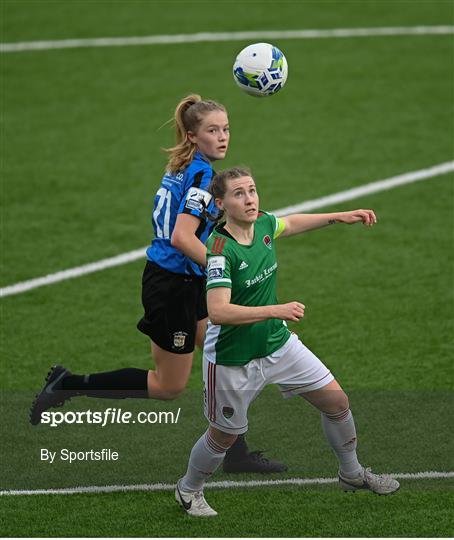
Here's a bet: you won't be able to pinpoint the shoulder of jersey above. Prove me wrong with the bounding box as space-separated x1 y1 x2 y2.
257 210 272 223
208 229 229 255
256 211 276 240
186 155 212 176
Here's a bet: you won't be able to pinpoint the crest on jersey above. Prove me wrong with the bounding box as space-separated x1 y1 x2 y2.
263 235 272 249
222 406 234 419
173 331 188 349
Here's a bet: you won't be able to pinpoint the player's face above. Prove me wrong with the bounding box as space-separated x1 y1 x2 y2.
217 176 259 224
188 111 230 161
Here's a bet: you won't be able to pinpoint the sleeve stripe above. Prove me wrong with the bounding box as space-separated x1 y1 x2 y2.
207 278 232 285
192 171 204 188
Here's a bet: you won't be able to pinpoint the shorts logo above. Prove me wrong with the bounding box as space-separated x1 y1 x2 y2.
263 235 272 249
173 331 188 349
222 406 234 419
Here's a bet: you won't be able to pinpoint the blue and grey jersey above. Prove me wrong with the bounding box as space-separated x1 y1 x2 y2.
146 151 218 276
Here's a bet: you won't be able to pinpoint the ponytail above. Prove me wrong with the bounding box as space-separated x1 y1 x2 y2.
164 94 227 173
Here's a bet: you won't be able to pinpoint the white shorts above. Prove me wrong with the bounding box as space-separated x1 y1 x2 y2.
203 333 334 435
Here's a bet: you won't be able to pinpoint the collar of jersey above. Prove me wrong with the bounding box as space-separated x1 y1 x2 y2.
216 224 256 248
194 151 210 164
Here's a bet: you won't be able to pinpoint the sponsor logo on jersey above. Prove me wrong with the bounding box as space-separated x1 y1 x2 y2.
245 262 278 288
207 256 226 280
163 171 184 185
239 261 248 270
263 235 272 249
208 256 226 270
222 406 234 419
185 187 212 213
208 268 223 279
173 331 188 349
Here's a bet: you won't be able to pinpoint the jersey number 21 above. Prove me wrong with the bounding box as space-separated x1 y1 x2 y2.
153 188 172 239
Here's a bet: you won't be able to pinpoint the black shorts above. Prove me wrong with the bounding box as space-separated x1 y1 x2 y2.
137 261 208 354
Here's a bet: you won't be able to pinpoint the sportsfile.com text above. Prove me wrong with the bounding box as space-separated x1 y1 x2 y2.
40 407 181 427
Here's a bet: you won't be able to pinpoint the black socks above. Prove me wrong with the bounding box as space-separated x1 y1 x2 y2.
61 368 149 399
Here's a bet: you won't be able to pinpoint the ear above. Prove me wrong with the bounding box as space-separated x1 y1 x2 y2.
187 131 197 144
215 198 223 211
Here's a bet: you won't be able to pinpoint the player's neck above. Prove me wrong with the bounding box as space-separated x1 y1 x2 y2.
224 220 254 245
198 150 216 164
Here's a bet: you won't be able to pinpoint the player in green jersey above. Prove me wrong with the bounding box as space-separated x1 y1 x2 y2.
175 167 399 516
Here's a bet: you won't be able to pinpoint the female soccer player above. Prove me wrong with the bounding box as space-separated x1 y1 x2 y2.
175 167 400 516
30 96 285 473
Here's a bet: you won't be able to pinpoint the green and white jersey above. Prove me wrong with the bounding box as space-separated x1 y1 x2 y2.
204 211 291 366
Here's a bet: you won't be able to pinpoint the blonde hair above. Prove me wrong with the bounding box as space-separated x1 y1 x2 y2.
165 94 227 174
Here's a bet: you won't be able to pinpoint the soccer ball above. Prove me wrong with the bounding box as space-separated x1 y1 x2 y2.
233 42 288 97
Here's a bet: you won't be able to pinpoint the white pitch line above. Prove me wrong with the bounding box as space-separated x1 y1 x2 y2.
0 248 148 298
1 161 453 299
272 160 454 216
1 471 453 496
1 26 453 53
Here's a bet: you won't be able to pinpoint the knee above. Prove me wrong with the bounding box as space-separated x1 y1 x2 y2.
209 427 238 449
330 391 350 413
339 392 349 411
158 384 186 400
318 390 350 416
147 370 187 400
221 433 238 448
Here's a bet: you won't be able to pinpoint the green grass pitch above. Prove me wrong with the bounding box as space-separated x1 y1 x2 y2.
1 0 453 537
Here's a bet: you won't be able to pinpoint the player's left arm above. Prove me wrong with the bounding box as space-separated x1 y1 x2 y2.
278 210 377 237
171 214 207 267
172 166 214 267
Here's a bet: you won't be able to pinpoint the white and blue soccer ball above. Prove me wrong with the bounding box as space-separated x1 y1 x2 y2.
233 42 288 97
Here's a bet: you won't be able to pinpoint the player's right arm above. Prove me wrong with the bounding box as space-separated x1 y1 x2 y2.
207 287 305 325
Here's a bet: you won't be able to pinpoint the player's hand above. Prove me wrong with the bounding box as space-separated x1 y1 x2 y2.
336 209 377 226
273 302 305 322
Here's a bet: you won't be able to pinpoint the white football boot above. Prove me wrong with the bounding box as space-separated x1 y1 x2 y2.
339 467 400 495
175 480 217 517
